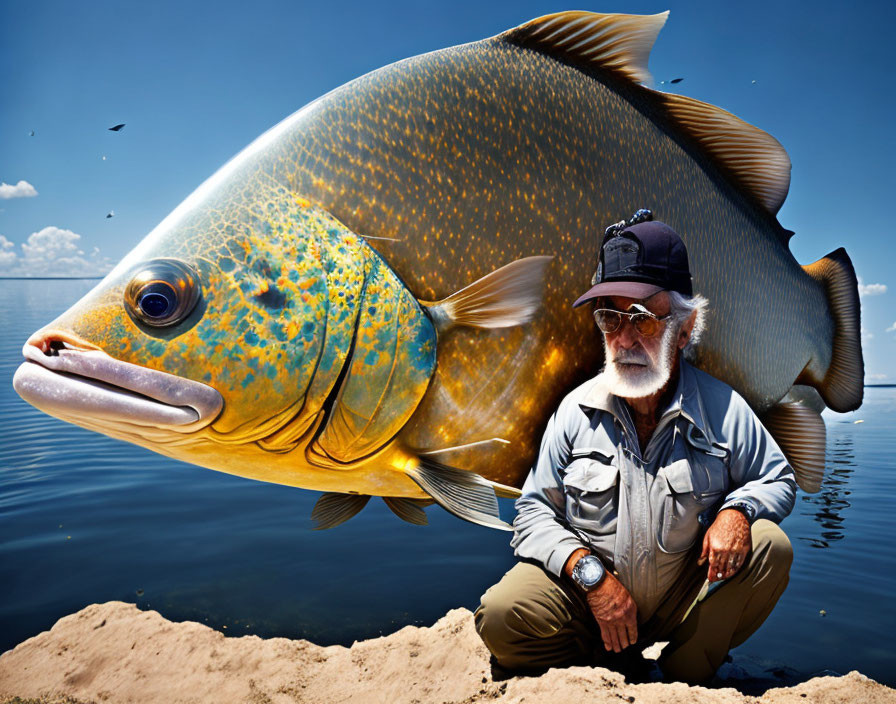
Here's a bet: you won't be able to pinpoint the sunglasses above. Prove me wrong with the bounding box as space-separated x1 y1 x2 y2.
592 305 671 338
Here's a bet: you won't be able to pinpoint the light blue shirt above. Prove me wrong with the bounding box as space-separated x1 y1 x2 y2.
510 359 797 622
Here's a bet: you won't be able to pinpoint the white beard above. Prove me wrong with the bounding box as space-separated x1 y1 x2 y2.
602 321 679 399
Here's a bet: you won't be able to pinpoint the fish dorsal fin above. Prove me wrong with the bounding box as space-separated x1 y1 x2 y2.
498 11 792 218
657 92 792 215
498 11 668 85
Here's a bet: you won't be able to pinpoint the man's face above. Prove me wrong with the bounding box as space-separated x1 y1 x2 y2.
599 292 683 399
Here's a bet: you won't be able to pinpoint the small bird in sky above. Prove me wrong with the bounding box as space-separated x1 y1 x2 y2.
108 124 125 132
29 130 35 137
106 210 115 219
669 77 684 84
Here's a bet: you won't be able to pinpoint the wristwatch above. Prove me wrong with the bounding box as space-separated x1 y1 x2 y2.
571 554 606 592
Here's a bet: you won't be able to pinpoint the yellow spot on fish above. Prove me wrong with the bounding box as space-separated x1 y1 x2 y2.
390 456 418 472
543 346 562 370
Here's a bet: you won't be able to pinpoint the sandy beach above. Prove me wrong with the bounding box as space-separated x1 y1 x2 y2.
0 602 893 704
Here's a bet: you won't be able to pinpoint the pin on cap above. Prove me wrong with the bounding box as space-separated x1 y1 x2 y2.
572 209 693 307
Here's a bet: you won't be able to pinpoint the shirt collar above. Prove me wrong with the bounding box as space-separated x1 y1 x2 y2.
579 358 713 442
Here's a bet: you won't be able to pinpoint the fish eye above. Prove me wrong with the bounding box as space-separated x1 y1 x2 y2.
124 259 202 328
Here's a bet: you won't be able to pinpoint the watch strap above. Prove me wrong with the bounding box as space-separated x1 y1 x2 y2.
724 500 757 523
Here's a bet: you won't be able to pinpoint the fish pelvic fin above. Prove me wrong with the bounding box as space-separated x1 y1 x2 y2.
498 11 792 219
405 458 513 531
497 11 668 86
311 492 371 530
421 255 552 332
800 248 864 412
382 497 430 526
761 401 827 494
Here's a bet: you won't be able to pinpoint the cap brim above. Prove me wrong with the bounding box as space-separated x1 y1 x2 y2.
572 281 666 308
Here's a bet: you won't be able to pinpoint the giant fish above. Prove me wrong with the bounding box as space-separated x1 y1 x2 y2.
13 10 863 529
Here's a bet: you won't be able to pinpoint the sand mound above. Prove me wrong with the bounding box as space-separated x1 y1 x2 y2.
1 602 893 704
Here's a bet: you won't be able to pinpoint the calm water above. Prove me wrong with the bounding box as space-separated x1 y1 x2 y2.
1 279 894 686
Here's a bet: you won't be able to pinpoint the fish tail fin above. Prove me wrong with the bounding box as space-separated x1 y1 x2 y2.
422 256 553 331
800 248 864 412
762 396 826 493
404 457 513 530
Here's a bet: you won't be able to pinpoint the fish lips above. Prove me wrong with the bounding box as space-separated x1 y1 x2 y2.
13 339 223 431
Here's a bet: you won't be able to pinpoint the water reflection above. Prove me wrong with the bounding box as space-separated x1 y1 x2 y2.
796 435 855 549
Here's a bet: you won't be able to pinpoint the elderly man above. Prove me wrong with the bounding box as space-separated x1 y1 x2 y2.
474 213 797 684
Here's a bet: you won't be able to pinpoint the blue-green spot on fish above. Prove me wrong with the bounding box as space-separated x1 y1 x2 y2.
13 11 863 530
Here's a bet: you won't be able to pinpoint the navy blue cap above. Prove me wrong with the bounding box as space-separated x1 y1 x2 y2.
573 220 693 307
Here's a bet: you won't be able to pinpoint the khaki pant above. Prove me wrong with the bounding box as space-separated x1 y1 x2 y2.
474 520 792 683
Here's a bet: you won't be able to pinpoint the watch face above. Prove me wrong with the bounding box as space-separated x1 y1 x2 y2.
580 559 602 584
574 556 604 589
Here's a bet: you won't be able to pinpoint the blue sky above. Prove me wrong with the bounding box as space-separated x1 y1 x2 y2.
2 0 894 383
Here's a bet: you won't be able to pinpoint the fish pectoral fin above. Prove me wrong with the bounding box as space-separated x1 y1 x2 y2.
311 492 371 530
422 256 553 331
405 459 512 530
490 481 522 500
382 497 430 526
761 401 827 494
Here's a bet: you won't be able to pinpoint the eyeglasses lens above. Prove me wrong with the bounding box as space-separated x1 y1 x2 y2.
593 309 621 333
593 309 661 337
633 315 659 337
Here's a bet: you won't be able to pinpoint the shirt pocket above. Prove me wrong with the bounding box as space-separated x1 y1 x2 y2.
562 455 620 534
657 454 728 554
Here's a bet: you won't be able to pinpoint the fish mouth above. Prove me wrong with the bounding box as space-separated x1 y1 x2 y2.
13 330 223 431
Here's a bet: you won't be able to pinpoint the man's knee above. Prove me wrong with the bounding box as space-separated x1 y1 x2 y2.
475 563 580 664
475 581 562 650
474 583 512 650
752 519 793 572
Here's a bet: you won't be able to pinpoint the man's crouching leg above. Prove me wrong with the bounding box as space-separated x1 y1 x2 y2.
474 561 598 674
659 519 793 683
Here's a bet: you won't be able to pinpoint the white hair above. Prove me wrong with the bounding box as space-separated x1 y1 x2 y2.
666 290 709 360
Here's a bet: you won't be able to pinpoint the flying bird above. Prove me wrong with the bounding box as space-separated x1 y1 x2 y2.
108 124 126 132
670 77 683 84
106 210 115 219
29 130 35 137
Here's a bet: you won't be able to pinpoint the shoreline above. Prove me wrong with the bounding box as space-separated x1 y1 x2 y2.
1 602 894 704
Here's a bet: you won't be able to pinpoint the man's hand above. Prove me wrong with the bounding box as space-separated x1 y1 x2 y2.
586 572 639 653
698 508 751 582
564 550 638 652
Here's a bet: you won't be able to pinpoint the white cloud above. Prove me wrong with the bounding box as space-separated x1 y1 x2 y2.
0 227 115 277
887 322 896 333
858 277 887 297
861 325 874 341
867 373 889 381
0 235 17 268
0 180 38 199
